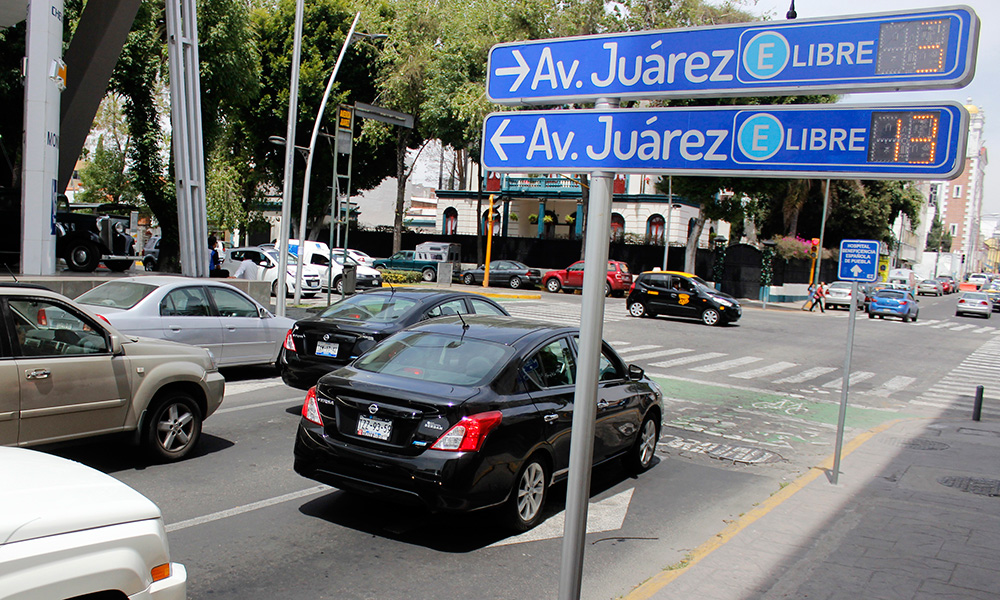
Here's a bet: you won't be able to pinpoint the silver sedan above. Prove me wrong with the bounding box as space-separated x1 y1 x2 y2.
956 292 992 319
76 276 295 367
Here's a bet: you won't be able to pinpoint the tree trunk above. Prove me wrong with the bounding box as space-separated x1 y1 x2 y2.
392 127 410 254
684 209 707 274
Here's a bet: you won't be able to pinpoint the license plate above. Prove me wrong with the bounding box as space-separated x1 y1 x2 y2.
315 341 339 357
356 415 392 441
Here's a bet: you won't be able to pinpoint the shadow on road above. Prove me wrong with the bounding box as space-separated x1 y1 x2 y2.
38 432 235 473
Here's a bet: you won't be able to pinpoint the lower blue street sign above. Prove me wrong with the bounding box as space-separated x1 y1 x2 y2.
481 102 968 179
838 239 880 282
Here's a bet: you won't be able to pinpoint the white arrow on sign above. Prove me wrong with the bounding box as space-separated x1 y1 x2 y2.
487 487 634 548
489 119 525 161
851 264 863 277
494 49 530 92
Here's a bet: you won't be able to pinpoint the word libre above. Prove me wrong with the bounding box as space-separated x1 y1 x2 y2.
481 103 967 179
487 6 978 104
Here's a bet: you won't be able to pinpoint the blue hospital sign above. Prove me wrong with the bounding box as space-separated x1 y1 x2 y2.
481 103 968 179
487 6 978 104
838 240 880 282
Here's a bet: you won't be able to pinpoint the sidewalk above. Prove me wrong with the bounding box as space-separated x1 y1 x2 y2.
627 416 1000 600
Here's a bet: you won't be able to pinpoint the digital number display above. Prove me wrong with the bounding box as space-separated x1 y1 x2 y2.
876 18 951 75
868 111 941 165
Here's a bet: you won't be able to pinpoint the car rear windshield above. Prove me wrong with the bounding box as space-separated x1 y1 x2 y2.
319 294 417 322
876 290 906 299
355 331 514 386
76 281 158 309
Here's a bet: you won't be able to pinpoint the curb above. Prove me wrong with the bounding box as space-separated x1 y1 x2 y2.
623 417 915 600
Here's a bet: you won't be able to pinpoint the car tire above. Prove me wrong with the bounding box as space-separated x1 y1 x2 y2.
422 267 436 282
913 314 918 322
903 315 910 323
701 308 721 326
463 273 475 285
334 276 343 294
144 392 202 462
65 241 101 272
625 415 659 473
545 278 562 293
868 312 875 319
604 281 612 297
509 276 522 289
504 457 549 532
628 301 647 318
143 256 157 271
105 259 133 272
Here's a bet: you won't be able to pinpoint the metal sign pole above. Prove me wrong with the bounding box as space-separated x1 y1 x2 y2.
832 280 859 484
661 176 672 271
558 98 618 600
815 179 830 284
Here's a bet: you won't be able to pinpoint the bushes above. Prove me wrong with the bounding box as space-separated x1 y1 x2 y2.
379 269 423 284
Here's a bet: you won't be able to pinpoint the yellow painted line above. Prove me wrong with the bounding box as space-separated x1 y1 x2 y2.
624 418 914 600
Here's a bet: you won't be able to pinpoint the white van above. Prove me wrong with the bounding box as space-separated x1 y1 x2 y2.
288 239 383 292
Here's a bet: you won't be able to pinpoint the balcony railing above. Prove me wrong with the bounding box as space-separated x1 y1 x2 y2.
502 175 582 193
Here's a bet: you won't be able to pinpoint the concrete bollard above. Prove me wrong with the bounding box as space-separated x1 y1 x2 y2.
973 385 984 422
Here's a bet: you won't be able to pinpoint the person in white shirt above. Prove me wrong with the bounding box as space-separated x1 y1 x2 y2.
233 258 261 280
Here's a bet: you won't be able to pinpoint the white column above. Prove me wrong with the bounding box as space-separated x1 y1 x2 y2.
21 0 65 275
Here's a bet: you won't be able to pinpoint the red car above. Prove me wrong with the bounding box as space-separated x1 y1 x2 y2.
543 260 632 297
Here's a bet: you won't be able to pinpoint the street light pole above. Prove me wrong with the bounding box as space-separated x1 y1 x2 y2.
276 0 305 317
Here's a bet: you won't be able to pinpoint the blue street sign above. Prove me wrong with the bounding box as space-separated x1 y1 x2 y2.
481 102 968 179
487 6 978 105
838 239 880 282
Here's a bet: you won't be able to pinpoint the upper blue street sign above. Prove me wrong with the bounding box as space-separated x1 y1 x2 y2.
839 239 880 282
487 6 978 105
481 102 968 179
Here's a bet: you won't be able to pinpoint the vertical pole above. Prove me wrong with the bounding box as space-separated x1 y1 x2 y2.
814 179 830 285
327 131 339 306
340 128 354 300
832 280 859 485
559 98 618 600
484 194 494 287
275 0 305 317
662 176 672 271
973 385 984 422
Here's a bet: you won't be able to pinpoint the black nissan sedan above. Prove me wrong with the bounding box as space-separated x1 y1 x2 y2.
280 288 510 390
293 316 663 531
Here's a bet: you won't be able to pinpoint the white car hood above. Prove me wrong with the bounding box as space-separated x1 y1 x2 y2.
0 448 161 545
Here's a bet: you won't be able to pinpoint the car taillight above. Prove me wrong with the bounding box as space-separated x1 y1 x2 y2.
981 301 990 306
301 387 323 426
283 329 296 352
431 411 503 452
959 299 966 303
629 282 636 293
614 271 623 280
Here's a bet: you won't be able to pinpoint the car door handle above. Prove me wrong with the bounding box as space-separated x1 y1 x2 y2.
169 326 181 331
25 369 50 380
227 326 237 331
543 414 558 423
596 399 610 409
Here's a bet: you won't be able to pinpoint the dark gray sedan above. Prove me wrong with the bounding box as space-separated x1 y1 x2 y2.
460 260 542 289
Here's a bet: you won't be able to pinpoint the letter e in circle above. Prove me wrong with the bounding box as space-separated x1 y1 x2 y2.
737 113 784 161
742 31 790 80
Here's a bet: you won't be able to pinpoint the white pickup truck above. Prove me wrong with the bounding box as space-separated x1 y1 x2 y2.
0 447 186 599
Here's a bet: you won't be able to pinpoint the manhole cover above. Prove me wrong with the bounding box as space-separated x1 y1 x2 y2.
880 437 950 451
937 476 1000 497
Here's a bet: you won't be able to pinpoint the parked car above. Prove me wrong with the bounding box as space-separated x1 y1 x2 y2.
142 235 161 271
460 260 542 289
936 275 957 293
332 247 375 267
823 281 863 310
916 279 944 296
220 246 323 297
867 288 919 322
956 291 992 318
543 260 632 297
0 282 224 461
968 273 990 290
280 288 510 390
55 210 137 272
76 276 295 368
0 447 187 598
984 288 1000 312
292 316 663 531
627 270 741 325
373 243 462 282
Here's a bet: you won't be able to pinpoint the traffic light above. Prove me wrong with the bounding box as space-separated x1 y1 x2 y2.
809 238 820 259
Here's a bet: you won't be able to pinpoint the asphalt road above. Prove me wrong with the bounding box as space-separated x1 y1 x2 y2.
44 289 998 599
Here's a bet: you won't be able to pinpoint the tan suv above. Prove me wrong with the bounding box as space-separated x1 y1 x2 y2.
0 283 224 461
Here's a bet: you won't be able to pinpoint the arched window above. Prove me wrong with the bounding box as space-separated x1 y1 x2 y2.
443 207 458 235
610 213 625 242
481 209 501 235
646 214 665 245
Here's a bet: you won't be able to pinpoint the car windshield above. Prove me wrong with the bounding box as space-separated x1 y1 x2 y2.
319 294 417 322
355 331 514 386
265 250 297 265
830 282 851 289
876 290 906 299
920 280 936 284
332 254 359 266
76 281 158 309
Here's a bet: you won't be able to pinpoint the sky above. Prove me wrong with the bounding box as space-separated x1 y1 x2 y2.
727 0 999 213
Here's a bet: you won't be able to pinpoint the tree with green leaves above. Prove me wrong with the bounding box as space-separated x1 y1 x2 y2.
925 212 953 253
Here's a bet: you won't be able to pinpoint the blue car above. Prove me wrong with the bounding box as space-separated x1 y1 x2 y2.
868 289 919 322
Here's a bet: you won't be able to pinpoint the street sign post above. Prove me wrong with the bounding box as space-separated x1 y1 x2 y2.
487 6 978 104
482 103 969 179
838 239 880 282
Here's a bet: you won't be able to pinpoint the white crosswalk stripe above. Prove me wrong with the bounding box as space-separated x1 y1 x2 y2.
869 376 917 397
950 324 977 332
616 344 662 356
730 361 798 379
821 371 876 389
912 319 938 327
650 352 727 368
621 348 692 362
931 321 957 329
689 356 762 372
773 367 838 384
910 336 1000 414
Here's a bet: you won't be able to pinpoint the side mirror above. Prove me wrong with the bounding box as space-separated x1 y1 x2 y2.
258 307 271 319
628 364 644 380
109 333 124 355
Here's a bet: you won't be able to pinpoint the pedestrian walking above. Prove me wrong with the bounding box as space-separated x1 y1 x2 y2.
810 281 827 312
802 283 817 311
